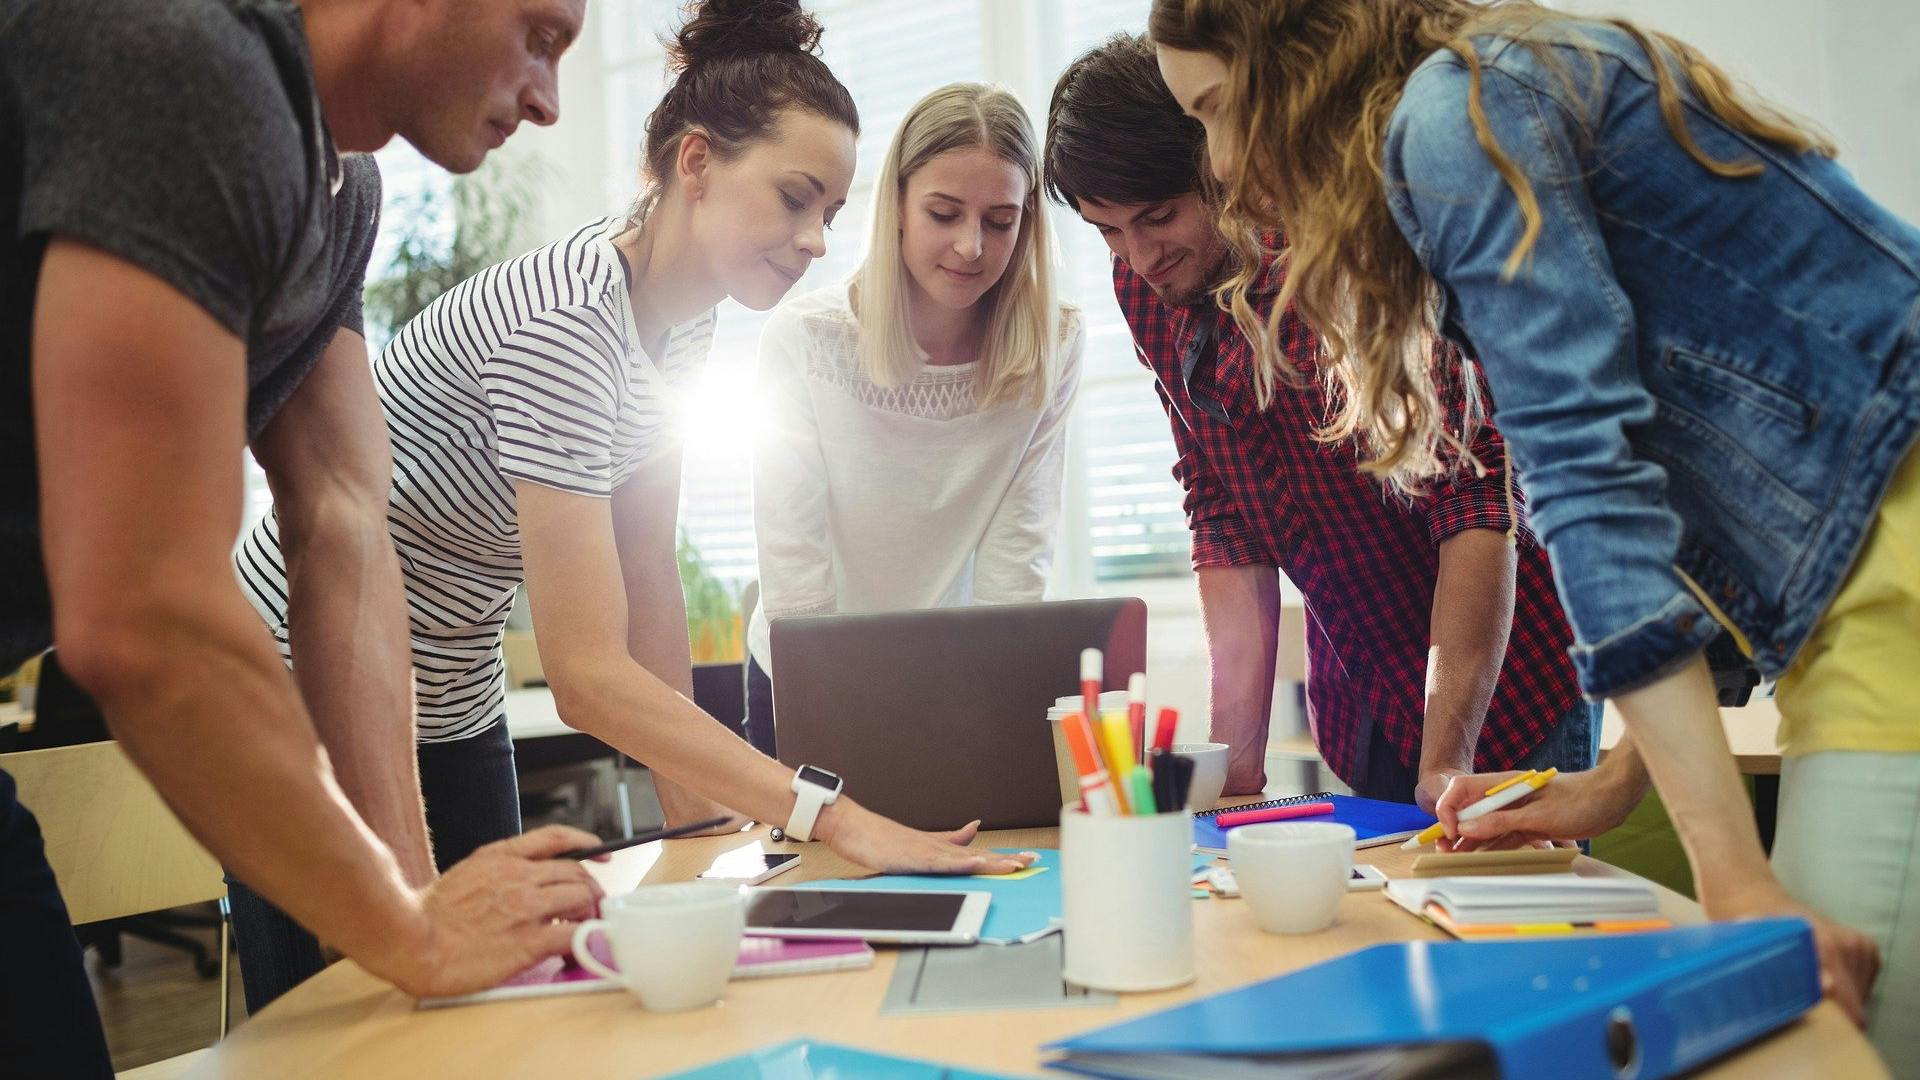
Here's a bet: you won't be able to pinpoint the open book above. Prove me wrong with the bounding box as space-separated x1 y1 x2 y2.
1385 874 1671 938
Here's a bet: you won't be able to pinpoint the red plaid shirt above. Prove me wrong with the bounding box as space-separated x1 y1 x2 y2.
1114 257 1581 783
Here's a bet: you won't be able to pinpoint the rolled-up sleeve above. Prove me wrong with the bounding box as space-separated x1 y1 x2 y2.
1420 342 1529 546
1155 379 1269 568
1385 57 1718 698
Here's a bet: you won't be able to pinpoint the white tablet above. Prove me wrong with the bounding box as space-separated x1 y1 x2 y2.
742 888 992 945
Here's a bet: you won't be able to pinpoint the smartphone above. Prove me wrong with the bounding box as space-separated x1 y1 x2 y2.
698 842 801 885
1348 864 1388 891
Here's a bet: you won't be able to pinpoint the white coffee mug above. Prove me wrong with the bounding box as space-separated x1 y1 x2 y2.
1228 822 1354 935
570 881 745 1011
1172 742 1230 812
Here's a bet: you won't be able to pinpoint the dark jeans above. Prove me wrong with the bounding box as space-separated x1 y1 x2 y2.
0 767 114 1078
1356 701 1603 804
227 720 522 1012
741 654 776 759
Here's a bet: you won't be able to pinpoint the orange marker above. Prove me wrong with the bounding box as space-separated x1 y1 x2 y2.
1062 712 1119 815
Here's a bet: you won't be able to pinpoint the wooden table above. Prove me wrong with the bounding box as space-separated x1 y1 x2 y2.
188 814 1883 1079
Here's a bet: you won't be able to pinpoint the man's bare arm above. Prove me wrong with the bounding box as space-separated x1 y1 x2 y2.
1197 565 1283 795
33 241 599 995
251 327 432 884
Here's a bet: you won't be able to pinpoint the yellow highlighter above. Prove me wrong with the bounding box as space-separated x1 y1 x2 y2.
1401 770 1543 850
1097 711 1136 814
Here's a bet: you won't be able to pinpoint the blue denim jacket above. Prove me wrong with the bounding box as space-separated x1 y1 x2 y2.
1383 25 1920 699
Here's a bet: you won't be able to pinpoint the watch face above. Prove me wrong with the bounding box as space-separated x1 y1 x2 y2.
797 765 841 791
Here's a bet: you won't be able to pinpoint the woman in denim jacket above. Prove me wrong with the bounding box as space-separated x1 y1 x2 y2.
1149 0 1920 1058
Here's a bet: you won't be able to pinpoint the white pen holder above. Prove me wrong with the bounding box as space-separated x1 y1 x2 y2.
1059 807 1195 993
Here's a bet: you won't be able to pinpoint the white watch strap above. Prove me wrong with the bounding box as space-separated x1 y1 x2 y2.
786 784 826 842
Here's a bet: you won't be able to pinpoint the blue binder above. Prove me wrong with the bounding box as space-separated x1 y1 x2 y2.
1193 793 1436 854
1046 919 1820 1079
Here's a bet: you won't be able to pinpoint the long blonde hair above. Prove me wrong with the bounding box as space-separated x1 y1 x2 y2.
854 83 1059 409
1149 0 1833 492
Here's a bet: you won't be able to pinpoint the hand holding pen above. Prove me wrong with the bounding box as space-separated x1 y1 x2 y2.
1424 767 1635 852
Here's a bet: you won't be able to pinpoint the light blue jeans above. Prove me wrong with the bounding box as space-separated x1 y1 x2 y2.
1773 750 1920 1078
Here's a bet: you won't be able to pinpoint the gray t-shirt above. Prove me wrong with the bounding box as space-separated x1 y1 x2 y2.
0 0 381 671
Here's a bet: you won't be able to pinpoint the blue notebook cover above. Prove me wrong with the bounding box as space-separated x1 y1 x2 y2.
802 849 1217 945
1192 793 1435 854
1045 919 1820 1080
666 1038 1023 1079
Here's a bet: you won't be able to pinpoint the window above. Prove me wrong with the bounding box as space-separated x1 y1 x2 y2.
606 0 1182 588
357 1 1188 594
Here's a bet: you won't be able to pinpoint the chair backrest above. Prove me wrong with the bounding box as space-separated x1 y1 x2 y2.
1 741 223 925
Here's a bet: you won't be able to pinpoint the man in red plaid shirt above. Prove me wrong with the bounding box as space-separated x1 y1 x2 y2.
1044 35 1596 811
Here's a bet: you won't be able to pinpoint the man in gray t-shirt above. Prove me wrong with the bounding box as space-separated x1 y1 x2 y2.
1 0 591 1072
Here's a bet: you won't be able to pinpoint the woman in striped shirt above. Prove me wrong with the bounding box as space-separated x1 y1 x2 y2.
231 0 1033 1007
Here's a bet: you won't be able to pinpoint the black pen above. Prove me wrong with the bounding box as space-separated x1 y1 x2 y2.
550 816 739 860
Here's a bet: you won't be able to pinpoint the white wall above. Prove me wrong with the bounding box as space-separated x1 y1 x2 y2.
1555 0 1920 221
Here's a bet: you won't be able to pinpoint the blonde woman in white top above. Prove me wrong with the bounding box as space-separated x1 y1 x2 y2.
747 82 1086 753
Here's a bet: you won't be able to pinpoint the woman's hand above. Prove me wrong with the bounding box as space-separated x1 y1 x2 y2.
817 799 1036 876
1433 761 1643 851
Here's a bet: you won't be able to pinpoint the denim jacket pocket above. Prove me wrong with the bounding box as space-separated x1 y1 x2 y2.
1661 345 1820 434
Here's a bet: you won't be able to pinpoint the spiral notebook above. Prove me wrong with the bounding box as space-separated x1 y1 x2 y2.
1193 793 1436 856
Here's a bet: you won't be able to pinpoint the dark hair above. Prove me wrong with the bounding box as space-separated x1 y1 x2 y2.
632 0 859 222
1043 34 1209 211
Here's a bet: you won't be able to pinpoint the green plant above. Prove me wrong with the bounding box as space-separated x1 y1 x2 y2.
678 531 743 663
364 154 547 341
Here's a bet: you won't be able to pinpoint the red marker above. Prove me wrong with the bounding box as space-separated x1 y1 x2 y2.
1126 672 1148 765
1080 648 1102 744
1214 801 1336 828
1151 707 1179 758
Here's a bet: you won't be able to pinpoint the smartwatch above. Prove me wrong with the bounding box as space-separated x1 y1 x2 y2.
783 764 844 843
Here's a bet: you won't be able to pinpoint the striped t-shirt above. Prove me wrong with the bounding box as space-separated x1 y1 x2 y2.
237 217 715 741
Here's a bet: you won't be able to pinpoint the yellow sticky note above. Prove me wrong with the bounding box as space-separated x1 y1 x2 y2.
975 865 1050 881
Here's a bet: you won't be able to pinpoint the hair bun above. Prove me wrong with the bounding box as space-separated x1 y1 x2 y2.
669 0 824 73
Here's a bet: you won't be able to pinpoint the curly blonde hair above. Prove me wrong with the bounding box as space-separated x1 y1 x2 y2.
1149 0 1833 492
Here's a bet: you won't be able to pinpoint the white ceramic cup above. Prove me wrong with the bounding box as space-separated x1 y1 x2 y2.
570 881 745 1011
1228 822 1355 935
1172 742 1230 812
1059 807 1195 992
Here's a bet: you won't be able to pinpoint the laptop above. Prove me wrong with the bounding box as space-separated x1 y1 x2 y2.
769 598 1147 831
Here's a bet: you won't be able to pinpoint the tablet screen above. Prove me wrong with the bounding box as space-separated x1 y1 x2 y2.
744 889 968 933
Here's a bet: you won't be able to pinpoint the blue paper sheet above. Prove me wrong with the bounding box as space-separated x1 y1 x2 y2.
666 1037 1023 1079
803 849 1216 945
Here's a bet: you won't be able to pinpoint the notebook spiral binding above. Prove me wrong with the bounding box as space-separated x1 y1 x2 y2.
1193 792 1337 821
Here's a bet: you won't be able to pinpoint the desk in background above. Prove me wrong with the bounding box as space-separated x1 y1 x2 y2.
188 799 1883 1079
1601 696 1784 850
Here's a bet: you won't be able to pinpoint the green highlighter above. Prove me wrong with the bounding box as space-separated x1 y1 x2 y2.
1127 769 1158 815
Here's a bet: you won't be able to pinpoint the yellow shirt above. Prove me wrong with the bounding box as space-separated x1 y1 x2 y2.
1773 441 1920 755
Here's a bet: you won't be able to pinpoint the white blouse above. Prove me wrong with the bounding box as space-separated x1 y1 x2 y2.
747 281 1085 674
